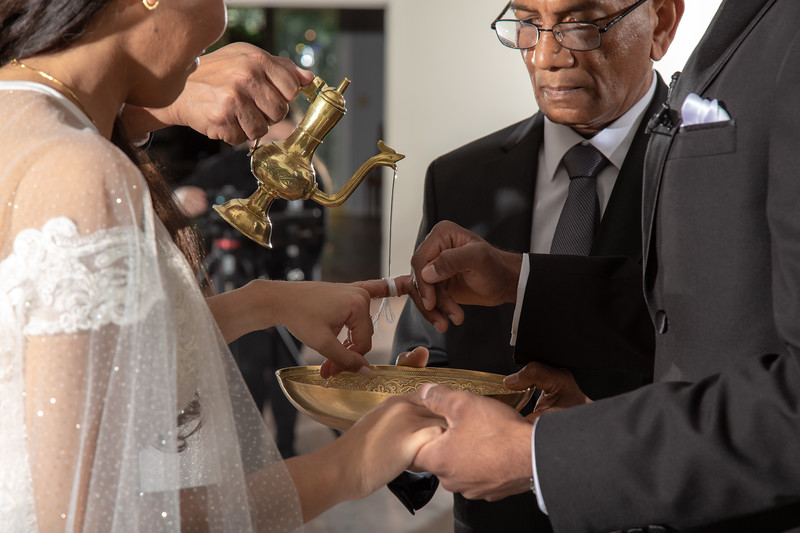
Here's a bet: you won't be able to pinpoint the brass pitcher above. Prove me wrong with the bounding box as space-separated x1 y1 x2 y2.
213 76 405 248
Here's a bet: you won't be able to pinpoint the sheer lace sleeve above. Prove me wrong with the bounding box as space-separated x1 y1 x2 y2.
0 85 303 533
4 217 163 335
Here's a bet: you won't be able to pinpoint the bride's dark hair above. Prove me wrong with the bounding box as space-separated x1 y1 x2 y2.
0 0 109 64
0 0 206 277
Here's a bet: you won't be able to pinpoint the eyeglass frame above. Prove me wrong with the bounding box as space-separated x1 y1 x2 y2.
490 0 650 52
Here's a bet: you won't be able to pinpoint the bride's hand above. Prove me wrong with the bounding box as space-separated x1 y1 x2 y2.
207 280 373 376
284 393 443 521
328 395 445 501
318 280 433 379
275 281 374 378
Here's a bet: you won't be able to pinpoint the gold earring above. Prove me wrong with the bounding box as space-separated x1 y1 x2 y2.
143 0 159 10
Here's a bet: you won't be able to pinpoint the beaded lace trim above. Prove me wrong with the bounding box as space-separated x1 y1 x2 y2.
0 217 163 335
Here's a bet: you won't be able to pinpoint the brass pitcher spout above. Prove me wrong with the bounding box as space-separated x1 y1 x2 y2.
312 141 404 207
213 76 404 249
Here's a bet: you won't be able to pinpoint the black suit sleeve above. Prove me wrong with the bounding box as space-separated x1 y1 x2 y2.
514 254 654 375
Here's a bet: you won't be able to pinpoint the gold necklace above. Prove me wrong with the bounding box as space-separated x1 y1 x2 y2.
10 58 99 130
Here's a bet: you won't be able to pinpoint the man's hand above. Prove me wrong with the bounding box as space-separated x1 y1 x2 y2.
357 223 523 332
409 221 523 330
504 362 592 423
123 42 315 144
411 384 533 501
395 346 430 368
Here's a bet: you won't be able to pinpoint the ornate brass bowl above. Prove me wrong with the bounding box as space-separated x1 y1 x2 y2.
276 365 534 431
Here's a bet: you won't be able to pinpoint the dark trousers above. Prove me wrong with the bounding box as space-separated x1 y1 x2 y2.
229 328 299 457
453 492 553 533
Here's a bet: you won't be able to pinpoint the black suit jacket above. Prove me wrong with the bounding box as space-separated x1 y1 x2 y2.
532 1 800 531
393 78 667 531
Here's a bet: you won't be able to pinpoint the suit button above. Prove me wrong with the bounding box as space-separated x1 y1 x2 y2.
655 310 668 334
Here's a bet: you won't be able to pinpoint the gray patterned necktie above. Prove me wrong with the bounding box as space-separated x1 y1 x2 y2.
550 143 610 255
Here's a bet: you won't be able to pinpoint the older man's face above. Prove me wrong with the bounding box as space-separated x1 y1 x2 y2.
512 0 658 137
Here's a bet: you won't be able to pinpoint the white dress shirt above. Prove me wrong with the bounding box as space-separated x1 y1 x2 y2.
531 73 658 253
509 72 658 514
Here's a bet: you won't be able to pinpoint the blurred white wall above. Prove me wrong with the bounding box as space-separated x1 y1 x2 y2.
655 0 724 80
383 0 534 277
228 0 723 276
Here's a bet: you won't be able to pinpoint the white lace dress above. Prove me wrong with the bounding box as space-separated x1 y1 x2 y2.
0 82 303 532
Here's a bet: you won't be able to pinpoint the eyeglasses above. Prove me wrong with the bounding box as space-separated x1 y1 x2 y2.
491 0 649 52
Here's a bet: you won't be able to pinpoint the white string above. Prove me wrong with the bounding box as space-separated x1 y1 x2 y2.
385 277 398 297
374 167 398 327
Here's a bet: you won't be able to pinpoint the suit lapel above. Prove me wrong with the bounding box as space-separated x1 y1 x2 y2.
482 114 543 253
672 0 776 107
642 0 777 287
593 76 668 261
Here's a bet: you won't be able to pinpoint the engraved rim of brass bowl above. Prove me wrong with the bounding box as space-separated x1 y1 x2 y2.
276 365 534 431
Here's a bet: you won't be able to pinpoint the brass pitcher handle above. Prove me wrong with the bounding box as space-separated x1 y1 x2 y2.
299 77 326 103
247 77 327 157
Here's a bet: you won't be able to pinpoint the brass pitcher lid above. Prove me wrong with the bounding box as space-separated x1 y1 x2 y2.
318 78 350 112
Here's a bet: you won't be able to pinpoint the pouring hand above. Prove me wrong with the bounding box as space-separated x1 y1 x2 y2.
121 42 314 145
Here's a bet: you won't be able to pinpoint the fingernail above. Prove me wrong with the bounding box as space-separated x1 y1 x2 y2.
421 264 438 282
357 365 371 376
448 313 459 324
504 374 519 386
418 382 434 399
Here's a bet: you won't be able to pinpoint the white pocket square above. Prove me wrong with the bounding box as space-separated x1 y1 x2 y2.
680 93 731 127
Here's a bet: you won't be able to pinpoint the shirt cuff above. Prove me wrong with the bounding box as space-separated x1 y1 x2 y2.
510 253 530 346
531 416 548 515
